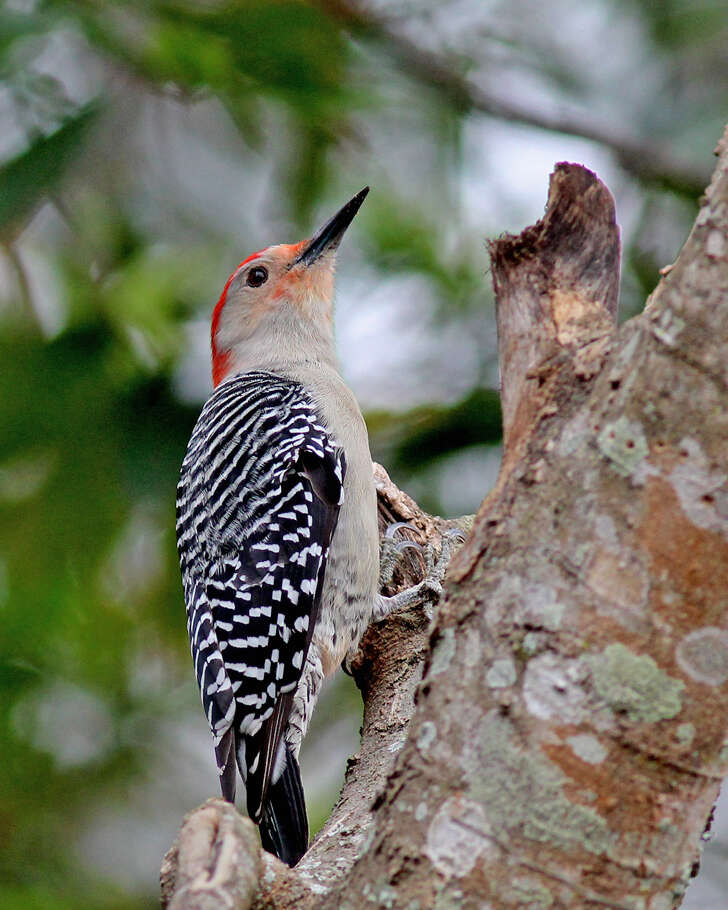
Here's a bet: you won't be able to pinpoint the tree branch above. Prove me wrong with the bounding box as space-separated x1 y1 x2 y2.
160 800 261 910
491 161 620 470
317 0 708 197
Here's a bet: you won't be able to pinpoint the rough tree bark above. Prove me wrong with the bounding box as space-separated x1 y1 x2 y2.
160 126 728 910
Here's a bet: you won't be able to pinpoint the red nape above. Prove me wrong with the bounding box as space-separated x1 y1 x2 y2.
211 249 265 387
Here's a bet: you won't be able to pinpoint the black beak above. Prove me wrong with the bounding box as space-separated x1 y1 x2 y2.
295 187 369 267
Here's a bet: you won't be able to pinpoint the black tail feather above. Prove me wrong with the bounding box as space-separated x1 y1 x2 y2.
216 729 237 803
258 744 308 867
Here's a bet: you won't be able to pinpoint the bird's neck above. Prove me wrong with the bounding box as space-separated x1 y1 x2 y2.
215 301 339 387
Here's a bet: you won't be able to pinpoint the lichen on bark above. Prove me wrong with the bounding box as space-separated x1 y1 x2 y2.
588 643 685 723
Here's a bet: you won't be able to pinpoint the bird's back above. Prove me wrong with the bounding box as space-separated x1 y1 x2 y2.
176 370 347 864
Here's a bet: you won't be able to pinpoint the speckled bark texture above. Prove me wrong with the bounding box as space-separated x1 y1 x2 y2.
161 129 728 910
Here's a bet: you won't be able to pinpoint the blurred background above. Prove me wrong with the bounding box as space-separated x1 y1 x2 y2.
0 1 726 907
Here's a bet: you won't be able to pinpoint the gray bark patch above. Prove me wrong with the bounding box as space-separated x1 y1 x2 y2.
676 627 728 685
463 712 611 855
425 797 493 878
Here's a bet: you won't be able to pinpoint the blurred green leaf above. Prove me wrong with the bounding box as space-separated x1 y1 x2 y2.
161 0 351 110
626 0 728 48
0 883 153 910
0 10 50 62
0 103 99 238
285 120 335 226
369 387 502 473
0 316 196 901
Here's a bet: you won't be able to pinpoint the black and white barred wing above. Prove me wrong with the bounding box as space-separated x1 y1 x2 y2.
176 371 345 817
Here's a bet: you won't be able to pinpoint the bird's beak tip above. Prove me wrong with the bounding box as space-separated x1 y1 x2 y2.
295 187 370 267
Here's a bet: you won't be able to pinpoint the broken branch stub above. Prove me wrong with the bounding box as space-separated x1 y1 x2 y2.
489 163 620 461
161 799 262 910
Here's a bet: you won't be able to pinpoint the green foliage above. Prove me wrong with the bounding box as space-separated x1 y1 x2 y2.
0 105 99 239
0 884 151 910
369 387 502 474
139 0 349 104
0 319 197 902
0 9 49 60
627 0 728 49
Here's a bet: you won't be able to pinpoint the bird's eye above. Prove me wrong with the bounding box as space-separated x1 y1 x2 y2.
246 266 268 288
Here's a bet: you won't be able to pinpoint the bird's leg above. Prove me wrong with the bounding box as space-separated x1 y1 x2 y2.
373 525 466 623
341 526 467 676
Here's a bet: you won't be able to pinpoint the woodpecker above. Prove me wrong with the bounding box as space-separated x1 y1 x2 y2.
176 188 450 867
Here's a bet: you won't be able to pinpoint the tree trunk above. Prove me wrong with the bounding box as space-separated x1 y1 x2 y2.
160 125 728 910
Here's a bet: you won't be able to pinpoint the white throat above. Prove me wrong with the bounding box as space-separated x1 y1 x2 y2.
223 301 339 379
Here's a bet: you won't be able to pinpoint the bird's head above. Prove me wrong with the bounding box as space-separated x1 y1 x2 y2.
211 187 369 387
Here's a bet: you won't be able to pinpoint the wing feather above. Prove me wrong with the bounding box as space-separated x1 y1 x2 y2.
176 371 345 821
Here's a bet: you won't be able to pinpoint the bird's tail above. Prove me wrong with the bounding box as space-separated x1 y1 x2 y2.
258 742 309 867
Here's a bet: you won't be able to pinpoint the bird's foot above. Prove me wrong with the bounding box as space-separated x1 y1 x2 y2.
374 526 467 623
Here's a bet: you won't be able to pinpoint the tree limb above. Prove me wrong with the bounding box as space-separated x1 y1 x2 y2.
317 0 708 197
160 800 261 910
491 161 619 473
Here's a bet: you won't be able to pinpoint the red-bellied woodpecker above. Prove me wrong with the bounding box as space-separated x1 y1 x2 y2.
176 188 455 866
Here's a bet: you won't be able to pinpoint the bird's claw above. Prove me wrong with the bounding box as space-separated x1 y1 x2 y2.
379 522 424 588
416 528 468 620
384 521 417 540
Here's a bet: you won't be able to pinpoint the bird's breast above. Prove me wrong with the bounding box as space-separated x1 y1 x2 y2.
282 364 380 674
